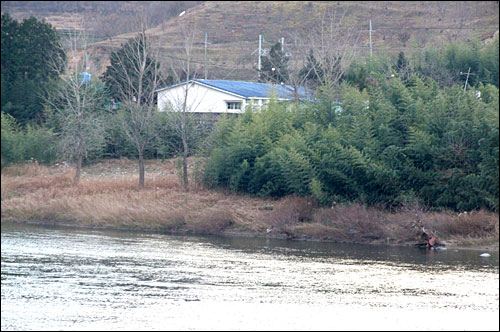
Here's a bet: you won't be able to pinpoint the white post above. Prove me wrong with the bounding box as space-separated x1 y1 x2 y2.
464 67 470 91
204 32 208 79
369 20 373 57
258 34 262 79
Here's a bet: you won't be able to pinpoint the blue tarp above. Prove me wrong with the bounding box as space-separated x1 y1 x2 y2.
79 72 91 84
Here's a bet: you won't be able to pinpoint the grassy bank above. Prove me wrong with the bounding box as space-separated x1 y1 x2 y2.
1 159 498 250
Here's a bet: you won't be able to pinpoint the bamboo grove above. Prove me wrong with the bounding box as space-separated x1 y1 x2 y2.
203 75 499 212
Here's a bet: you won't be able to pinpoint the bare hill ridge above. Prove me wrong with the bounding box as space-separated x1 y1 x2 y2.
3 1 499 80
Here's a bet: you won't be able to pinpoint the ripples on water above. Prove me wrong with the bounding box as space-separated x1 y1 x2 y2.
1 223 499 331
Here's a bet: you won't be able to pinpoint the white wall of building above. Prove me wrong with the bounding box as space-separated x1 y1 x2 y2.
157 82 248 114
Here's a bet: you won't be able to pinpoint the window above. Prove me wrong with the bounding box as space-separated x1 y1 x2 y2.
226 101 242 110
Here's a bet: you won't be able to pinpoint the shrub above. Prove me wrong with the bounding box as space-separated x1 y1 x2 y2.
1 112 23 167
263 196 315 235
1 112 58 167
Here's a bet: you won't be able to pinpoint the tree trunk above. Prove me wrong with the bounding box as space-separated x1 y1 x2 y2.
181 79 190 192
74 152 82 186
138 149 145 189
181 120 189 192
294 86 299 104
73 121 83 186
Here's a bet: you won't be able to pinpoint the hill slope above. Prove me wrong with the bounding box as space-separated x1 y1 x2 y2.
0 1 202 37
3 1 499 80
90 1 500 80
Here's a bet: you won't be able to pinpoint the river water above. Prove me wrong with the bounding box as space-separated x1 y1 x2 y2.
1 223 498 331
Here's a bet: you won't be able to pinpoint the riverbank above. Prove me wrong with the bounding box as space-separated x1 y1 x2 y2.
1 158 498 251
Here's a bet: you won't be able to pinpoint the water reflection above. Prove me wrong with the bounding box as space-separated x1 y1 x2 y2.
201 234 499 270
1 223 498 331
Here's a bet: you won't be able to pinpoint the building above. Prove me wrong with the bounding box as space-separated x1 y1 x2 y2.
156 79 311 114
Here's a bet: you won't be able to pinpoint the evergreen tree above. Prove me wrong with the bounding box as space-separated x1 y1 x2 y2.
260 42 289 84
1 14 66 124
393 51 410 80
100 35 160 103
479 36 499 87
299 49 323 86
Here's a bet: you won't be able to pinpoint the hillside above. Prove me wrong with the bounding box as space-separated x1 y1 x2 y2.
0 1 203 37
3 1 499 81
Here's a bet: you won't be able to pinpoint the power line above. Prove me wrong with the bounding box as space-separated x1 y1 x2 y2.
365 26 496 30
94 21 497 78
157 54 245 71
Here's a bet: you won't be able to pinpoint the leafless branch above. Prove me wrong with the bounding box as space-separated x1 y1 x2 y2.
307 7 360 88
107 13 163 189
43 20 105 185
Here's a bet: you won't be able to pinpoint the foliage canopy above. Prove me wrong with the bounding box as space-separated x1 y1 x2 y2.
1 13 66 124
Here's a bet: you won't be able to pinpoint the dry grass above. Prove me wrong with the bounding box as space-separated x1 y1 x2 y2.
1 160 498 249
425 210 499 237
186 206 235 235
263 196 316 235
260 197 498 247
264 200 395 242
422 210 499 247
1 160 272 235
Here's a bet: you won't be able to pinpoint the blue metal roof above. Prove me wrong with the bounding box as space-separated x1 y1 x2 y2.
195 79 310 99
156 79 311 100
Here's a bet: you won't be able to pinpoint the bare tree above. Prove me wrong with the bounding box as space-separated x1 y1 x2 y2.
162 17 204 192
101 14 162 189
44 24 106 185
306 8 361 90
282 34 317 102
261 9 360 102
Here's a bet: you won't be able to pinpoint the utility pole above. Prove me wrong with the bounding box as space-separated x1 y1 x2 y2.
204 31 208 79
369 19 375 57
258 34 262 79
459 67 474 91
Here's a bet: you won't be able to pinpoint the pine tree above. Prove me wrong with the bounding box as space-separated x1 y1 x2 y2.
260 42 289 84
1 14 66 124
101 35 160 103
300 49 323 86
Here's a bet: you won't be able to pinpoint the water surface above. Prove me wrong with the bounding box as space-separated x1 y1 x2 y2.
1 223 498 331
